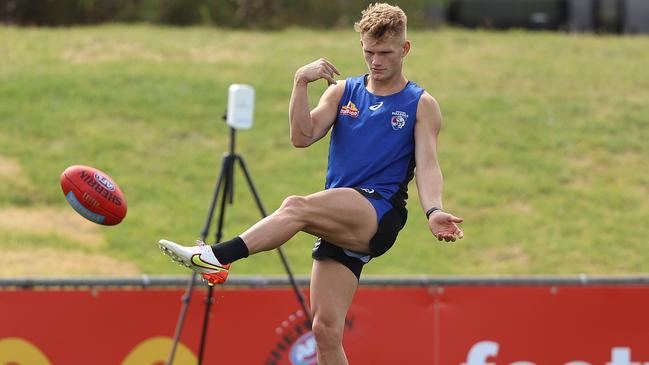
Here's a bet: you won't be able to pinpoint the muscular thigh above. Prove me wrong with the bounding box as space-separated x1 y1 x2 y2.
310 258 358 329
301 188 377 253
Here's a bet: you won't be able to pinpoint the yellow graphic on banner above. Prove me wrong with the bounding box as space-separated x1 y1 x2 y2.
0 337 52 365
121 336 197 365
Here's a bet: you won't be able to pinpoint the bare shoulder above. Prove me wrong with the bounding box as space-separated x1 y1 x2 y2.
321 79 347 102
417 91 441 115
416 91 442 131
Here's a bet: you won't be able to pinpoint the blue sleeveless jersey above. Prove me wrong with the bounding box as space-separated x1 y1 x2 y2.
325 75 425 202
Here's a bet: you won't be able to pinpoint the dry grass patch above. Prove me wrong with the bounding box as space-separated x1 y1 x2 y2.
0 155 23 178
0 155 32 187
0 247 140 276
187 46 251 64
0 207 106 248
481 245 531 272
61 40 164 63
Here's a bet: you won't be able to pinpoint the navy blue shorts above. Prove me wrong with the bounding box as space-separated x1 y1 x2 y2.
312 187 407 279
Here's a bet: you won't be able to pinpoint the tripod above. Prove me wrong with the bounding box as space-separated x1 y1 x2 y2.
166 126 313 365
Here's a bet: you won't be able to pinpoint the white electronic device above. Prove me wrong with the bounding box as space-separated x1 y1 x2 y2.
226 84 255 130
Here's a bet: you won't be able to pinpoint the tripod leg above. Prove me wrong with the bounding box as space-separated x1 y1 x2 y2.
201 154 229 241
166 156 228 365
197 153 235 365
236 155 313 326
165 273 197 365
166 153 231 365
276 247 313 326
235 155 268 216
198 285 214 364
214 154 235 244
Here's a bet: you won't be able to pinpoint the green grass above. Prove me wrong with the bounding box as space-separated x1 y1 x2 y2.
1 25 648 276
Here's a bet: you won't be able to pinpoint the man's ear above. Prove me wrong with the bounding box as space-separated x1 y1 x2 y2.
402 40 411 57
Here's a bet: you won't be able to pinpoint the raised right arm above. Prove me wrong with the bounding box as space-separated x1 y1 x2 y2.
289 59 345 148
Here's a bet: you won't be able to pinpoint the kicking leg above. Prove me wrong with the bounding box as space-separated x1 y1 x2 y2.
158 187 376 284
241 187 377 254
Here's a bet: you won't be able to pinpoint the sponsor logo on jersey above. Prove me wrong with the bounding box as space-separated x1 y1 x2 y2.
391 110 408 130
360 188 375 194
339 101 359 117
369 101 383 111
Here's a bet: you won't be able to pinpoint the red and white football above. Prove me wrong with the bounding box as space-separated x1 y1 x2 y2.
60 165 127 225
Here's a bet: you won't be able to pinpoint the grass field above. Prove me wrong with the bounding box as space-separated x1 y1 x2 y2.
1 25 648 277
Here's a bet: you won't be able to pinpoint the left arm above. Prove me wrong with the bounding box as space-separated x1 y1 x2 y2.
414 92 464 242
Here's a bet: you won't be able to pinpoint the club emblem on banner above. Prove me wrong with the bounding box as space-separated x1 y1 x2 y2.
289 332 317 365
265 310 355 365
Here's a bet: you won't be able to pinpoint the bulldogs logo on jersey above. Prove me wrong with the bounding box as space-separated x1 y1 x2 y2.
390 111 408 130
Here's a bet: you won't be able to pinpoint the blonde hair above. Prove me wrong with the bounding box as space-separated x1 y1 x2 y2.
354 3 407 40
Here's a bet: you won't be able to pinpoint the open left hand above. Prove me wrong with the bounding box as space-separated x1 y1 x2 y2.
428 211 464 242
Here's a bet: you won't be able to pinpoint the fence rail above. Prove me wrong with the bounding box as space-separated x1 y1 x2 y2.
2 275 649 288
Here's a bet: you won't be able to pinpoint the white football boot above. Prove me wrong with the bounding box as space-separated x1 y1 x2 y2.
158 239 230 286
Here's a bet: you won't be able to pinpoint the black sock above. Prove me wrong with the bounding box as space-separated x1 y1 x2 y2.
211 236 249 264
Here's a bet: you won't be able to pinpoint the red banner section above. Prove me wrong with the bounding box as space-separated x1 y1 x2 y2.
1 284 649 364
438 286 649 365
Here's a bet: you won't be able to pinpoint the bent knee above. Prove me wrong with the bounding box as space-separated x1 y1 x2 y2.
279 195 309 216
281 195 306 208
311 316 344 350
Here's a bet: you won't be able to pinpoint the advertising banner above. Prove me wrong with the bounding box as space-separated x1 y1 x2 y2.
0 286 434 365
2 284 649 364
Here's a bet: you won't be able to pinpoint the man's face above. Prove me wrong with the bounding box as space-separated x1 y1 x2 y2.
360 32 410 82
